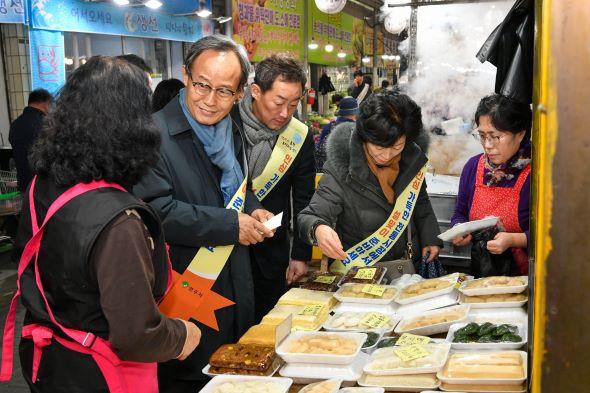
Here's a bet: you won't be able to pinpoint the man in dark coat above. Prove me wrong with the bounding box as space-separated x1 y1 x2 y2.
9 89 52 192
134 35 274 393
236 54 315 321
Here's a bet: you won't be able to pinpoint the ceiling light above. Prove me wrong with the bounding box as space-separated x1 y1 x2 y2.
144 0 162 9
381 54 389 60
325 43 334 53
217 16 232 23
114 0 129 5
337 51 346 58
64 57 74 66
197 9 212 18
362 56 370 63
308 39 319 50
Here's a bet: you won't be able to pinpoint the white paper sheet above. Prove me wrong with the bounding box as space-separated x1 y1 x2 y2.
264 211 283 230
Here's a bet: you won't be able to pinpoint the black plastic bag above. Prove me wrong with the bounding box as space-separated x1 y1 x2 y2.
416 252 446 279
470 227 519 278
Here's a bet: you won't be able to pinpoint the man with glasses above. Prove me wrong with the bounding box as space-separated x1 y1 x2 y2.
134 35 274 393
233 55 315 321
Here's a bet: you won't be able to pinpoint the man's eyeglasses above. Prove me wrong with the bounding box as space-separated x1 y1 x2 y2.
472 131 506 146
188 75 237 101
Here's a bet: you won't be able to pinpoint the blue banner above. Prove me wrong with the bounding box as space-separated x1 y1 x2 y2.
30 0 210 42
0 0 25 24
29 28 66 94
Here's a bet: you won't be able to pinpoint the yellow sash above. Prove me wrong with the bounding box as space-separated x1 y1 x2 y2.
251 117 308 201
330 164 428 274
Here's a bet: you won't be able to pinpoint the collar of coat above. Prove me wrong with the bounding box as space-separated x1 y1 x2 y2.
325 121 428 201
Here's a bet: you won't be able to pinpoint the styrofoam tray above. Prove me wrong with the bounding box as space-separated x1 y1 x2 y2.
361 332 384 354
357 373 441 392
299 379 343 393
338 267 388 287
446 323 527 350
389 274 423 290
199 375 293 393
339 387 385 393
202 359 283 377
334 284 398 305
395 305 471 336
459 293 528 309
467 308 528 327
332 301 399 316
459 276 528 296
439 383 527 392
364 343 451 376
436 351 527 385
276 331 367 365
396 274 464 305
279 352 370 383
323 312 400 334
438 217 498 242
396 291 459 317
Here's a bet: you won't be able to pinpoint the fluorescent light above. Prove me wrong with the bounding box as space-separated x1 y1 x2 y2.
144 0 162 9
64 57 74 65
337 51 346 58
361 56 370 63
308 40 318 50
114 0 129 5
197 9 212 18
325 43 334 52
217 16 232 23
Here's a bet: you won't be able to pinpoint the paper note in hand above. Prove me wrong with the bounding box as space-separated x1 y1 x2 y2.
263 211 283 230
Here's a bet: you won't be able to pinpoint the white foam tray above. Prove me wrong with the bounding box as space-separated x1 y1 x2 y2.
332 301 399 316
438 217 499 242
334 284 398 305
459 276 528 296
276 331 366 365
363 343 451 376
339 387 385 393
467 308 528 327
298 379 343 393
357 374 441 392
438 384 527 392
436 350 527 385
395 305 470 336
396 291 460 317
446 322 527 350
338 267 388 287
459 293 528 309
279 352 370 384
323 312 399 334
199 375 293 393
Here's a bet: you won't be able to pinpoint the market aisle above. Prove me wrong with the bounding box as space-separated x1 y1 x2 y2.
0 253 28 393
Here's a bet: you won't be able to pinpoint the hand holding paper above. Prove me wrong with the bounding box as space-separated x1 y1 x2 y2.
263 211 283 230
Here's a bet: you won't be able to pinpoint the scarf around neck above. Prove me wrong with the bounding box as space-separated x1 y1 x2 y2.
363 144 402 204
239 89 289 180
178 89 244 204
484 141 532 186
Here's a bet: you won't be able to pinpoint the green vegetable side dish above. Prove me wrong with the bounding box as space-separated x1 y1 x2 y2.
376 336 400 348
362 332 380 348
452 322 522 344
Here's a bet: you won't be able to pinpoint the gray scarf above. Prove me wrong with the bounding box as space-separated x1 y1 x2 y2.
239 89 289 179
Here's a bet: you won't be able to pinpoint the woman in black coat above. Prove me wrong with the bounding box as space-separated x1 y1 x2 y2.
298 92 443 271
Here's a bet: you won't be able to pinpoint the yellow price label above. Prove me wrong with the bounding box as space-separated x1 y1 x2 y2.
298 305 324 317
394 345 430 362
360 312 390 329
314 275 336 284
396 333 431 346
354 268 377 280
362 284 386 297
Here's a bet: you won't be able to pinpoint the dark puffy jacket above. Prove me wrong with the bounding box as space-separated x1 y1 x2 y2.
298 122 443 262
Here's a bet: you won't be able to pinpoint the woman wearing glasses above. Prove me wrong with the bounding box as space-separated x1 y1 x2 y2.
451 94 532 276
299 92 442 274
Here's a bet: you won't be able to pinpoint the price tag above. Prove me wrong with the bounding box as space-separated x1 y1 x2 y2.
314 275 336 284
394 345 430 362
362 284 386 297
354 268 377 280
396 333 430 346
298 305 323 317
360 312 390 328
454 282 462 289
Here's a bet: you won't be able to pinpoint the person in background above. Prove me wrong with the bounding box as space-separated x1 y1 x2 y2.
451 93 532 276
6 56 200 393
236 54 315 321
315 96 359 171
348 70 364 97
299 92 442 271
134 35 274 392
117 53 153 87
381 80 391 91
356 75 373 104
9 88 53 193
152 78 185 113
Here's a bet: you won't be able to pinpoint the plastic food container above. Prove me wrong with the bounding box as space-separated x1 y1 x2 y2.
396 275 462 305
437 351 527 385
446 322 527 350
201 358 283 377
459 276 528 296
361 332 384 354
338 267 388 287
334 284 398 305
199 375 293 393
357 372 441 392
363 343 451 376
323 312 399 334
332 301 399 316
439 382 527 392
396 292 459 317
298 379 343 393
276 331 367 365
339 387 385 393
467 308 528 327
395 305 470 336
459 292 528 309
279 352 370 384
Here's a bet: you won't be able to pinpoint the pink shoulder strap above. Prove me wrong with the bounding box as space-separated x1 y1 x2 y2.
1 177 126 381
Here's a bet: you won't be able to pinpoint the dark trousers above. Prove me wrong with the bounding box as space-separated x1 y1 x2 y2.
251 260 287 323
158 375 209 393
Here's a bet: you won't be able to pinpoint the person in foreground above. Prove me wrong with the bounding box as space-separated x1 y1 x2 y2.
451 93 532 276
298 92 442 274
1 56 200 393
